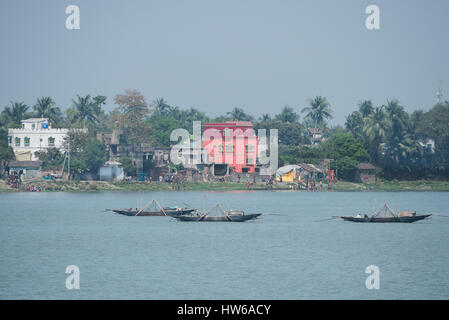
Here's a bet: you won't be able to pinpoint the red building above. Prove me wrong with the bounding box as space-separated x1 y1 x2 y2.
202 121 257 174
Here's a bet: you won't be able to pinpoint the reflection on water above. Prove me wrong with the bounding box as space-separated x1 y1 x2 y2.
0 191 448 299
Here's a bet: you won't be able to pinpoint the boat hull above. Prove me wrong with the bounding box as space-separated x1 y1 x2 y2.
340 214 431 223
112 209 196 217
173 213 262 222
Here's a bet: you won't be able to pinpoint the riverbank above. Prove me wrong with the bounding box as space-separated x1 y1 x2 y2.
1 178 449 192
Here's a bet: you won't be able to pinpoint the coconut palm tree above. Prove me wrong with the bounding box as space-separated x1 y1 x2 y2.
34 97 61 125
345 111 364 140
259 113 271 122
1 101 30 127
152 98 172 115
70 95 101 127
358 100 374 118
301 96 333 128
275 105 299 123
383 99 418 166
226 107 253 121
363 106 389 162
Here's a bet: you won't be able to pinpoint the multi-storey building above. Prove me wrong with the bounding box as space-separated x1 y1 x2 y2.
8 118 73 161
202 121 258 174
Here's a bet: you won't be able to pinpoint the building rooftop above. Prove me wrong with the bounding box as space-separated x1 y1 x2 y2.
307 128 323 134
8 160 43 168
358 163 376 170
21 118 48 122
203 121 253 128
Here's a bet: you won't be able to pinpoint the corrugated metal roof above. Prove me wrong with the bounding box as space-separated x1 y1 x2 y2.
8 160 43 168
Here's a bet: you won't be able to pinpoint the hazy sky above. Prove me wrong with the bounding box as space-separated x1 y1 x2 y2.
1 0 448 125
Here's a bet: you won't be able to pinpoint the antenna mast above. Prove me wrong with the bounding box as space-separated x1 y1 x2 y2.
437 80 443 104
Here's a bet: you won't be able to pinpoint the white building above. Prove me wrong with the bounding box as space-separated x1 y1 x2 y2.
8 118 78 161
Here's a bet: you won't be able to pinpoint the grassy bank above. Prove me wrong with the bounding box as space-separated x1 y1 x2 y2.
1 179 449 192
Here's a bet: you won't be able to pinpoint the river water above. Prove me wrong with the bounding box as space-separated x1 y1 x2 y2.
0 191 448 299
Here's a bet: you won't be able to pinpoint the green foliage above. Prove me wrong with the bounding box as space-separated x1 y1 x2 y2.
274 105 299 123
226 107 254 121
34 97 62 126
120 156 136 176
279 145 324 166
0 127 15 174
64 131 106 176
1 102 31 127
302 96 333 127
146 114 181 147
325 132 370 181
414 102 449 167
35 148 64 170
67 94 106 129
326 132 369 162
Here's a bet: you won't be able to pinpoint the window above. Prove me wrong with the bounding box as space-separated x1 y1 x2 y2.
48 137 55 147
15 137 21 146
245 144 255 153
24 137 30 147
8 136 12 145
32 124 35 129
225 144 234 153
223 128 231 137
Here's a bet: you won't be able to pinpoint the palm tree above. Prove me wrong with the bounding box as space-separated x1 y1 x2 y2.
1 101 30 126
363 106 388 162
34 97 61 125
71 95 101 127
383 99 417 166
259 113 271 122
152 98 171 115
301 96 333 128
226 107 253 121
345 111 364 140
358 100 374 118
274 105 299 123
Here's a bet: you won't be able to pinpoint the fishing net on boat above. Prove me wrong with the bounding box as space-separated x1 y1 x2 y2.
205 204 226 217
146 200 163 212
137 199 165 215
373 203 397 218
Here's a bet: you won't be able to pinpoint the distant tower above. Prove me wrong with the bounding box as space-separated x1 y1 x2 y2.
436 80 443 104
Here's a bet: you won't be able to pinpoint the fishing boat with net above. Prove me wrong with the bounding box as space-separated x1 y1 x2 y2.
109 199 197 217
339 203 432 223
173 204 262 222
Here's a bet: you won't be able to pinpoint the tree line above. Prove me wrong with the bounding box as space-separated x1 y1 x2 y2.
1 90 448 180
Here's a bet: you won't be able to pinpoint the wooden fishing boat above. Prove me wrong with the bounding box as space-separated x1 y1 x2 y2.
112 208 196 217
109 199 196 217
339 203 432 223
340 214 431 223
172 204 262 222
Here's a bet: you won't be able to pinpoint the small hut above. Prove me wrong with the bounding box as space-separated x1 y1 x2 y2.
356 163 376 183
7 160 42 179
